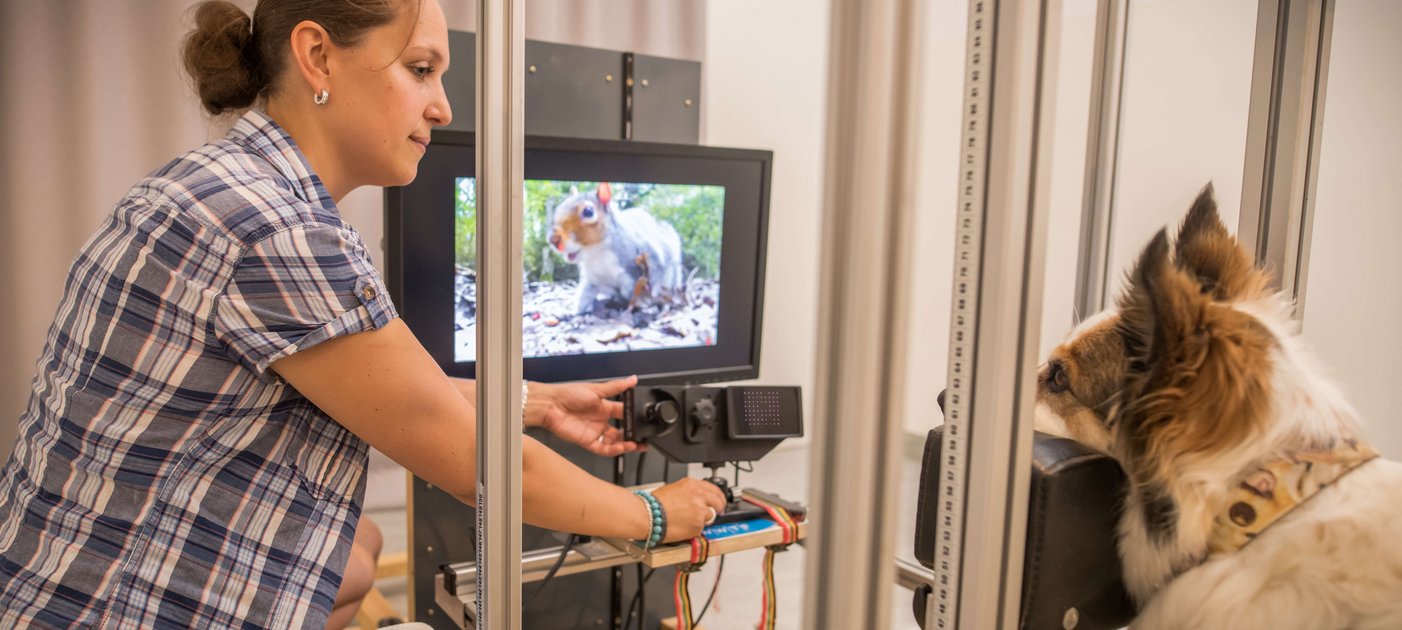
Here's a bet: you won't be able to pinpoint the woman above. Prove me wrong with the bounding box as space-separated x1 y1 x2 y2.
0 0 725 627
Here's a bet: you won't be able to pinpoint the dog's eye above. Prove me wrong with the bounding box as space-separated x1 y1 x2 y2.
1047 361 1071 394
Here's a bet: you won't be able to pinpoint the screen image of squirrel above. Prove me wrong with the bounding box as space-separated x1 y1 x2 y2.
453 177 725 361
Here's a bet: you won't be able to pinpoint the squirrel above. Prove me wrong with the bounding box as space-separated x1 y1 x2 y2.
547 182 687 316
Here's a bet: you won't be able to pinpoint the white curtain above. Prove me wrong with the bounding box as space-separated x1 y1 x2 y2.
0 0 704 469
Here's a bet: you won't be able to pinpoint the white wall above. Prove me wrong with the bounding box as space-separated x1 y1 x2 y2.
1106 0 1258 299
703 0 830 427
1039 0 1100 357
898 0 965 437
1302 0 1402 457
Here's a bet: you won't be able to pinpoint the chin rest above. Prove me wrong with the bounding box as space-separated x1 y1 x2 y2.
913 427 1136 629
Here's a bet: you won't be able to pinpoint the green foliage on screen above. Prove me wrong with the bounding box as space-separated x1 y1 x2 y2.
455 178 724 284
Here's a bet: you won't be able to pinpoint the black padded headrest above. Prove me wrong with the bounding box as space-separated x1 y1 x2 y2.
914 426 1135 630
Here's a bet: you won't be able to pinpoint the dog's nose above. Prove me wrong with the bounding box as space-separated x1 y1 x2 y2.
937 389 947 416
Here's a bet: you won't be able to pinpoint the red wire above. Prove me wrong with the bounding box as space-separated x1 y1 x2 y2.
673 570 685 629
742 496 796 545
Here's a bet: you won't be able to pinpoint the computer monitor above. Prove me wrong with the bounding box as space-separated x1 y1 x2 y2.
384 132 773 384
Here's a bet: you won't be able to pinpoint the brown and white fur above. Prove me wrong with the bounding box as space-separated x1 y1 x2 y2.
1034 185 1402 629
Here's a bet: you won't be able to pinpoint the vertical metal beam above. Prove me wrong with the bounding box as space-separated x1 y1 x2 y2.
931 0 1057 628
1239 0 1335 310
475 0 525 626
1074 0 1129 320
1292 2 1332 321
803 0 926 626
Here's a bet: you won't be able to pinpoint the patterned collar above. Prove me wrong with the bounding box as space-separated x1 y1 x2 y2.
1208 438 1378 555
227 109 332 207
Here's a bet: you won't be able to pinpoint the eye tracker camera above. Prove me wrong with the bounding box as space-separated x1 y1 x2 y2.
621 385 805 525
621 385 804 467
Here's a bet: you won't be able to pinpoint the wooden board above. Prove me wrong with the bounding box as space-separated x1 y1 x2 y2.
606 518 806 568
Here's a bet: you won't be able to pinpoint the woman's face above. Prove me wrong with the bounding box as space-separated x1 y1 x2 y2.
324 0 452 189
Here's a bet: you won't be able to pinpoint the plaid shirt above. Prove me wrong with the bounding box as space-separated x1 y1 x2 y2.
0 110 396 628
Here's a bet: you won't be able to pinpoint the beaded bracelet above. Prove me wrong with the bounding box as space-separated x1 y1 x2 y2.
632 490 666 549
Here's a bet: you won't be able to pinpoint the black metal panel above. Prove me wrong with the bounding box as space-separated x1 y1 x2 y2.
631 54 701 144
442 31 696 144
443 30 476 133
525 40 626 140
410 429 685 628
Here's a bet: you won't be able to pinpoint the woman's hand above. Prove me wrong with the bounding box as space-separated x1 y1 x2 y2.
529 376 641 457
650 477 729 543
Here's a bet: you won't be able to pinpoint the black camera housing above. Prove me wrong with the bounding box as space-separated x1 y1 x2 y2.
622 385 803 465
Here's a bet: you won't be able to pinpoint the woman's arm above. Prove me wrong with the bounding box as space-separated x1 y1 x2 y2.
270 319 722 539
450 376 640 457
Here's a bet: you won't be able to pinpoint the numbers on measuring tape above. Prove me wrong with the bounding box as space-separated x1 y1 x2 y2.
933 0 995 627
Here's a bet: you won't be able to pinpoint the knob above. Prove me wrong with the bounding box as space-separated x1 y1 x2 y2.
692 398 717 425
647 400 680 426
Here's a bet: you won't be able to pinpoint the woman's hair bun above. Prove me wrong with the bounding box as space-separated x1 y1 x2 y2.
182 1 268 115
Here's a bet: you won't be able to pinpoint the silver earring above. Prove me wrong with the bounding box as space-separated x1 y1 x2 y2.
314 89 329 105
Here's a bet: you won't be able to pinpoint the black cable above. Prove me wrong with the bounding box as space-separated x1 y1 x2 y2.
620 567 656 630
692 555 725 627
524 533 577 607
623 449 650 630
635 562 646 630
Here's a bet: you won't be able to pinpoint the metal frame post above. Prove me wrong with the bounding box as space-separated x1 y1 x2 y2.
1073 0 1130 320
930 0 1058 628
1239 0 1335 313
475 0 525 626
802 0 926 626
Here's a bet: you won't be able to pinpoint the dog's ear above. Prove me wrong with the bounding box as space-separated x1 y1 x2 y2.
1117 229 1175 372
1115 229 1275 476
1174 183 1269 301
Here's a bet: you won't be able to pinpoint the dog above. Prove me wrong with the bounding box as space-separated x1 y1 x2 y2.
1033 185 1402 629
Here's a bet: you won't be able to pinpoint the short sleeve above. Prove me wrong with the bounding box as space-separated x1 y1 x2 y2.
215 222 398 379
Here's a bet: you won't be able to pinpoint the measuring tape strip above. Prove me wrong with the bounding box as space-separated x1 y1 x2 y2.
934 1 996 628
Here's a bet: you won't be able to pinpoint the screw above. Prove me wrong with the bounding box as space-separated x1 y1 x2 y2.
605 74 614 83
427 545 434 553
626 77 634 87
684 98 693 108
641 79 650 87
528 65 537 74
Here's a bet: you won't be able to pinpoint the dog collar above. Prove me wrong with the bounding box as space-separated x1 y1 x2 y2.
1208 438 1378 556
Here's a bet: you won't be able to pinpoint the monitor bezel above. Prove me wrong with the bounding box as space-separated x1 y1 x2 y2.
384 131 773 385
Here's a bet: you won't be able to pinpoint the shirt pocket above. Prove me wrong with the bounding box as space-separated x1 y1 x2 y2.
284 408 368 505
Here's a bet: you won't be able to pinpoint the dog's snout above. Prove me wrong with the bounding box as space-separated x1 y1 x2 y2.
937 389 947 416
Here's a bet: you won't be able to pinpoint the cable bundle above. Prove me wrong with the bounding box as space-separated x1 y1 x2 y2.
743 495 798 630
672 535 712 630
